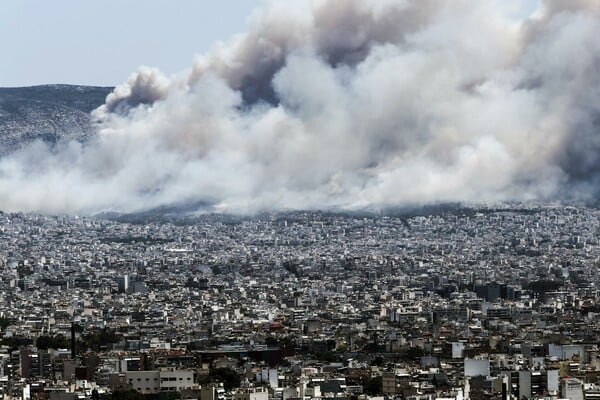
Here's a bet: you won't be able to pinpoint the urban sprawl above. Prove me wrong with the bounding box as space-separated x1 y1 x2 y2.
1 204 600 400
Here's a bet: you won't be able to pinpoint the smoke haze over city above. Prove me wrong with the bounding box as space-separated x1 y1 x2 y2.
1 0 600 214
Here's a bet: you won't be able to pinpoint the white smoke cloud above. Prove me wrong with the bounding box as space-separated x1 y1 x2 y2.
1 0 599 214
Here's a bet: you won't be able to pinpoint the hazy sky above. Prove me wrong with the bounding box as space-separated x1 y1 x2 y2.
0 1 261 87
0 0 540 88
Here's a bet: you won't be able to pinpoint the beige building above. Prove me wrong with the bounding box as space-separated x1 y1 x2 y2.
124 369 194 394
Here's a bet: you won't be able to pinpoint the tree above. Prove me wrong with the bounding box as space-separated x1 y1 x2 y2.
36 334 70 350
364 376 382 395
403 346 425 361
201 367 241 391
80 328 122 351
0 317 11 330
110 389 143 400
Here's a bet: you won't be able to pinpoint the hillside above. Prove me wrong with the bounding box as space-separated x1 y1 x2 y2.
0 84 113 156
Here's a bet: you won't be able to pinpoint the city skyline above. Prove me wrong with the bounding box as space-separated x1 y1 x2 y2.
2 3 600 400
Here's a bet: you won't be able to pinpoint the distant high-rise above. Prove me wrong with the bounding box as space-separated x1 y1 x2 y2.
117 274 129 293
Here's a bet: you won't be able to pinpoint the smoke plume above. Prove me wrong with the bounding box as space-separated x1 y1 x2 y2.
1 0 600 214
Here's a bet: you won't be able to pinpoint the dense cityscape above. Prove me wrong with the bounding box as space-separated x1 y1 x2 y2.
0 203 599 400
3 1 600 400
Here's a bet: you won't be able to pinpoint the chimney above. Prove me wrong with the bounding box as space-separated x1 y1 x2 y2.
71 323 77 359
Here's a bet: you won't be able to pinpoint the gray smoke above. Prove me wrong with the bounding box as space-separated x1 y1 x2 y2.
1 0 600 214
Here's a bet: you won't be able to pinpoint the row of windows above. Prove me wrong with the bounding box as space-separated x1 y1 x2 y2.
128 376 191 382
129 376 192 382
129 384 200 392
161 377 191 381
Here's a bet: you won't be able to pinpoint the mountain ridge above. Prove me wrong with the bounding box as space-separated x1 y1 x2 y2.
0 84 113 156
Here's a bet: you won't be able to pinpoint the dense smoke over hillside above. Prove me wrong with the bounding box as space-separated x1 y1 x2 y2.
1 0 600 214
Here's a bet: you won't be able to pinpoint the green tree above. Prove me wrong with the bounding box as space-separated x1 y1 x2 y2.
36 334 70 350
0 317 11 330
206 367 241 391
364 376 382 395
110 389 143 400
81 328 122 351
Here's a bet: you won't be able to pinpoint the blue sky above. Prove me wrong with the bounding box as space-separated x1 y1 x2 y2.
0 1 261 87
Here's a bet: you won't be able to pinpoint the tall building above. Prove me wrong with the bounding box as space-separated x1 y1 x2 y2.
562 378 584 400
117 275 129 293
